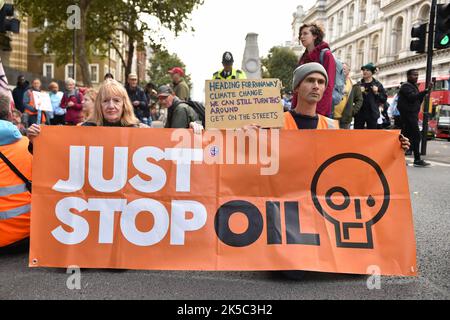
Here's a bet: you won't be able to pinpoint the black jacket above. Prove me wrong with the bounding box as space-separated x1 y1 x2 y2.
125 85 148 120
355 78 387 120
12 81 30 113
398 81 428 115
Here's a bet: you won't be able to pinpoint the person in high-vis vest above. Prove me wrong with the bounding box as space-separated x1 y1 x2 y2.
284 63 339 130
281 63 410 280
212 51 247 80
23 78 46 127
0 95 32 250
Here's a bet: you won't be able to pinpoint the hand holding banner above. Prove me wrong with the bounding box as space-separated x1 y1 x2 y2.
30 127 417 276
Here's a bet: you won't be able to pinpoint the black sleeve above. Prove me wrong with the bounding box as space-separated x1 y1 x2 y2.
399 83 427 103
139 90 148 111
28 141 33 155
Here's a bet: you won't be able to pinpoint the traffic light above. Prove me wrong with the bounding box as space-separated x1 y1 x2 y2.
0 3 20 33
410 23 427 53
434 3 450 49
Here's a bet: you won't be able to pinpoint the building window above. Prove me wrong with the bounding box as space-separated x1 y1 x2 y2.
393 17 404 55
371 35 379 63
329 17 335 42
418 4 430 23
43 63 54 79
346 45 352 65
348 4 355 31
338 11 344 37
65 64 75 80
90 64 99 83
360 0 367 25
357 40 365 71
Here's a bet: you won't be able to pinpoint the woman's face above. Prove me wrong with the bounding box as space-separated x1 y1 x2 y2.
299 27 316 48
101 94 124 123
82 95 95 117
66 82 75 91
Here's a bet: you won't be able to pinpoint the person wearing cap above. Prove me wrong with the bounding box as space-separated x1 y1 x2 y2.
284 63 338 130
213 52 247 80
168 67 190 101
354 63 387 129
157 85 203 133
280 63 409 281
125 73 148 124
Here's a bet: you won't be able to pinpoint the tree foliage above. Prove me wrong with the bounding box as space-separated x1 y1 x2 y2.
261 47 299 91
15 0 203 86
148 50 191 89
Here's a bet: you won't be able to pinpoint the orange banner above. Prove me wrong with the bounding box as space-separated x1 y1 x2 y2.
30 127 417 276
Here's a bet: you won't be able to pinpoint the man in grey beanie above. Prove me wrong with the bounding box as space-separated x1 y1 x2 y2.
284 62 338 129
280 62 411 281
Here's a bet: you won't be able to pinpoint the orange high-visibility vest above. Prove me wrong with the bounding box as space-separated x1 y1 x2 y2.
0 137 32 247
283 111 339 130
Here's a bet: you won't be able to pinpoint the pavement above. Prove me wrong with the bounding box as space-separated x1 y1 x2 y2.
0 141 449 300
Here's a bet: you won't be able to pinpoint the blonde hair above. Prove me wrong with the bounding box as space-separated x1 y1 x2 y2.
89 80 140 126
84 88 98 102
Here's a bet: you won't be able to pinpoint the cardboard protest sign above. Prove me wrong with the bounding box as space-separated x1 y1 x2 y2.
32 91 53 112
30 127 417 276
205 79 284 129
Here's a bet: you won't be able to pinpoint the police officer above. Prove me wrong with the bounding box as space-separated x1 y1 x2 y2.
213 52 247 80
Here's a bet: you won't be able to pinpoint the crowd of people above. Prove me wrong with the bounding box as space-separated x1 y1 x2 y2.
1 21 424 273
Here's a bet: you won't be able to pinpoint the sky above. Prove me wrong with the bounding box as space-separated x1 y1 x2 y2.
160 0 315 101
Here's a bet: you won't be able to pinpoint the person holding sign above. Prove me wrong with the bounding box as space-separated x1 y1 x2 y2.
281 63 410 280
22 78 46 127
212 52 247 80
27 80 148 144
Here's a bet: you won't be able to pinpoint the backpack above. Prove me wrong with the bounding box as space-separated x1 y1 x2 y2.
174 99 206 127
319 48 346 110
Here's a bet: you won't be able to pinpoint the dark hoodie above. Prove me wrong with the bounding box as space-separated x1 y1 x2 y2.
12 80 30 113
291 42 336 117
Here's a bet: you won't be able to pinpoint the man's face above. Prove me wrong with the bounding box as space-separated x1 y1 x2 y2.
32 80 41 90
223 63 233 72
158 94 175 109
408 71 419 84
18 77 25 85
128 78 138 88
296 73 326 103
170 72 181 84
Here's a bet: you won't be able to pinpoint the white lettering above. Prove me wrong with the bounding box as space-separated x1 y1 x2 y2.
88 147 128 193
51 197 89 245
170 200 207 245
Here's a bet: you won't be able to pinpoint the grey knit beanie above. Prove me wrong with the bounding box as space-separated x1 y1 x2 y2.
292 62 329 90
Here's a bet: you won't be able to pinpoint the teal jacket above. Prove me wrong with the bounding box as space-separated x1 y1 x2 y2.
0 120 22 146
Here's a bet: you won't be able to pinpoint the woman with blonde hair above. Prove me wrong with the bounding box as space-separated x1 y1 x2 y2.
80 89 97 124
82 80 147 127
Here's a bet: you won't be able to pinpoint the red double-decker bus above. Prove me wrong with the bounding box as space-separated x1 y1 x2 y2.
418 75 450 140
385 75 450 140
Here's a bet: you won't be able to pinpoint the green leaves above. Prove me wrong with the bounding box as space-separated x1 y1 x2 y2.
148 50 192 88
261 47 299 91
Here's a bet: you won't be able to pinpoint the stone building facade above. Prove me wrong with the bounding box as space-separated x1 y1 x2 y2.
291 0 450 91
